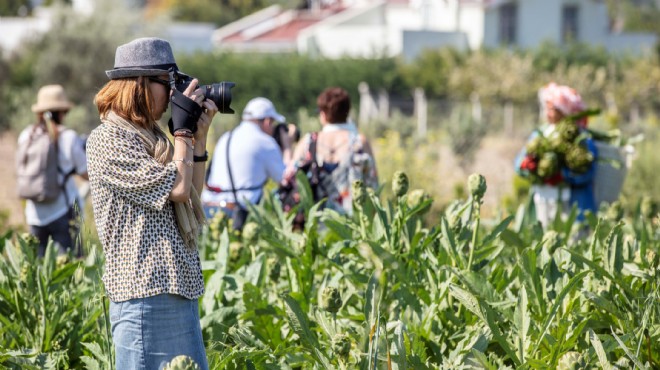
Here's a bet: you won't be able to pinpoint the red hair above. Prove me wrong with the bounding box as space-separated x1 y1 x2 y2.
317 87 351 123
94 77 157 128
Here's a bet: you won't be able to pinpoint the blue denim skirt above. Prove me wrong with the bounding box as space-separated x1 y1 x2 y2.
110 294 208 370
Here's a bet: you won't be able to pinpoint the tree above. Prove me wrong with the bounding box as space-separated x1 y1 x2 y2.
0 0 31 16
0 0 157 132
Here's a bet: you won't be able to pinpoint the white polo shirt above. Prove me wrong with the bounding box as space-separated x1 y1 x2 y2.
201 121 284 208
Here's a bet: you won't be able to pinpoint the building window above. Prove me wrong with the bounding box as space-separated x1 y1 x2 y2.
499 3 518 45
562 5 579 42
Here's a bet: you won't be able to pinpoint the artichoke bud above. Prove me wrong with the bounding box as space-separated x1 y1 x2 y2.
352 180 367 206
565 144 593 173
549 134 567 154
229 241 243 261
392 171 409 197
543 230 562 253
557 351 586 370
407 189 431 210
163 355 201 370
467 173 487 200
449 213 463 235
647 250 658 267
641 196 657 219
606 201 624 220
332 333 352 357
537 152 559 178
242 222 259 244
526 136 547 156
269 260 281 282
557 120 579 142
321 286 342 313
56 254 70 267
19 264 29 283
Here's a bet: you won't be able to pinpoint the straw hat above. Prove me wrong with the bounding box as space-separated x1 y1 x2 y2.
31 84 74 113
106 37 178 80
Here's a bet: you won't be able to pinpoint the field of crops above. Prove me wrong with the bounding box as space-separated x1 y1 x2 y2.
1 172 659 369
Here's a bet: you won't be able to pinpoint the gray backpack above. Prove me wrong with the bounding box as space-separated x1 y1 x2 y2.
15 124 72 203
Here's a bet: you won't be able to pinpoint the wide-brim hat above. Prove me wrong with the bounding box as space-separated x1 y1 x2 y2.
242 97 285 122
31 84 74 113
106 37 179 80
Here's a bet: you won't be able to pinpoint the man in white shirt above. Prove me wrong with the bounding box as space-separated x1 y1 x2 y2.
201 97 292 230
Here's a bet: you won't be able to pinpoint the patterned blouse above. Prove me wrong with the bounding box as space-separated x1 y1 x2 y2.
87 123 204 302
296 125 378 215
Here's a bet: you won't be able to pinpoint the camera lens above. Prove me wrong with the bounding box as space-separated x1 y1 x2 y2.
203 82 235 114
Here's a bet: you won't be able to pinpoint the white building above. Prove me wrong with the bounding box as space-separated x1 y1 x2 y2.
0 0 214 56
212 0 658 59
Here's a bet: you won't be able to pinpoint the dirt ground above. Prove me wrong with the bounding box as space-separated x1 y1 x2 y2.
434 135 525 215
0 130 525 230
0 131 25 227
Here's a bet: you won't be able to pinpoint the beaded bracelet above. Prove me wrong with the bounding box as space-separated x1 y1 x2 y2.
173 130 193 138
172 158 193 167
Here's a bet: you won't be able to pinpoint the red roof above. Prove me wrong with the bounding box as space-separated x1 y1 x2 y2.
222 7 346 44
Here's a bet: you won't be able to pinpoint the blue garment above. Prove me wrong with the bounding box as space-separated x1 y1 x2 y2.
515 128 598 220
561 137 598 218
110 294 208 370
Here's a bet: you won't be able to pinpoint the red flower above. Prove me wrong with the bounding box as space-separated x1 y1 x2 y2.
544 172 563 185
520 155 538 172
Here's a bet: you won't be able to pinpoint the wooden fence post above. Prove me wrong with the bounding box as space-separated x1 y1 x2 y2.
414 87 427 137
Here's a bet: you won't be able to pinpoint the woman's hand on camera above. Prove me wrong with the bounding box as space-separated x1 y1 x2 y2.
182 78 205 107
195 100 218 141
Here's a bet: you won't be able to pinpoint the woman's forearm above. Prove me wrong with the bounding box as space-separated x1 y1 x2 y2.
192 137 207 194
170 136 194 202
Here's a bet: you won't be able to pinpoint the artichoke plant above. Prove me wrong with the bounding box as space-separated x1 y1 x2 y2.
392 171 409 197
537 152 559 179
321 286 343 313
406 189 432 214
556 119 580 142
557 351 586 370
526 135 549 156
332 333 351 357
352 180 367 207
564 144 593 173
242 222 259 244
467 173 487 200
163 355 201 370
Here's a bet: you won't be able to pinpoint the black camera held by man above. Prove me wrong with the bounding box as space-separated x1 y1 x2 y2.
272 122 301 150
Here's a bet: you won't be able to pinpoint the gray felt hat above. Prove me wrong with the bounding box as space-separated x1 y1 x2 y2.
106 37 178 80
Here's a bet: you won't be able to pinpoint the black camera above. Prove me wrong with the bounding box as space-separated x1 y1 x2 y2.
272 123 301 150
169 69 235 114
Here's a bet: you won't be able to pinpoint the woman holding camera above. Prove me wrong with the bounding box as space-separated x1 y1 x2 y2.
87 37 217 370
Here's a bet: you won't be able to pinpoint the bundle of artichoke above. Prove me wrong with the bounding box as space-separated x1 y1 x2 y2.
520 111 597 184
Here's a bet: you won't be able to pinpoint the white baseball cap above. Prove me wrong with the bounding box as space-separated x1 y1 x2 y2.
242 97 285 123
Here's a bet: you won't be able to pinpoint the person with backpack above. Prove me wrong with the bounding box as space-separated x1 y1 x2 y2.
201 97 293 231
87 37 218 370
286 87 378 216
16 84 88 257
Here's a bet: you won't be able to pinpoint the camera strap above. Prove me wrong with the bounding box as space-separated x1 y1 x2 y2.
226 130 240 208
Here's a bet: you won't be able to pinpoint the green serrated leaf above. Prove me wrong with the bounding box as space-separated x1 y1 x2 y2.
589 329 613 370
